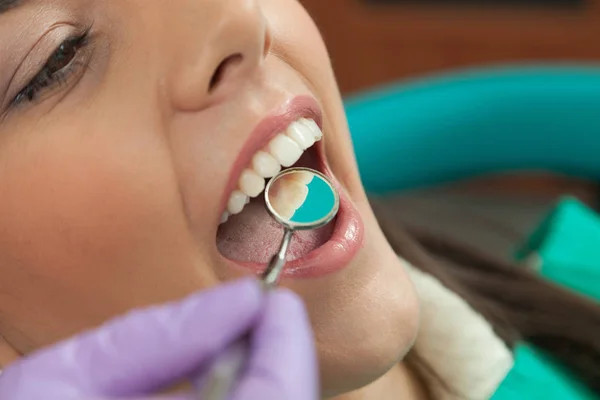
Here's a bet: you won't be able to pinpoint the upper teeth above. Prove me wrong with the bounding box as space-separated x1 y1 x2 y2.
221 118 322 223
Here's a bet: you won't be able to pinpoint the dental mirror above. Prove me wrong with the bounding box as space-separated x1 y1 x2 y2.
261 167 340 287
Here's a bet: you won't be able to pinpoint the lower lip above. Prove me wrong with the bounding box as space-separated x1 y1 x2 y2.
224 167 365 279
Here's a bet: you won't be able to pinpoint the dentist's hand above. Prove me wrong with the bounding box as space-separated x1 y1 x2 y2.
0 279 318 400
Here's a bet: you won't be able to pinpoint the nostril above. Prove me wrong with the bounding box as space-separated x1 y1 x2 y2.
209 53 244 92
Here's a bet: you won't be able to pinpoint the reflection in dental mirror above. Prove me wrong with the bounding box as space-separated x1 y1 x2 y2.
265 168 339 230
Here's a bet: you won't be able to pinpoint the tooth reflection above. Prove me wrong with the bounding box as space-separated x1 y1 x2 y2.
268 173 313 220
293 171 315 185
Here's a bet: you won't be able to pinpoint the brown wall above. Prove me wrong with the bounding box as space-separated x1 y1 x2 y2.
302 0 600 94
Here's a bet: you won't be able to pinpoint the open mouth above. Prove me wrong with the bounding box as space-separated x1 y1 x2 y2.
216 99 364 278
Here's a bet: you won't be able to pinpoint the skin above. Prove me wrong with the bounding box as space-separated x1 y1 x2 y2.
0 0 421 398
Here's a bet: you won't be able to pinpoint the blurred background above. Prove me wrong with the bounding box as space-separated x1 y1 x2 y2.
301 0 596 94
300 0 600 263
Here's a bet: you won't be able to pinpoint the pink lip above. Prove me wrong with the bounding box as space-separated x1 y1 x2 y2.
223 147 365 279
219 95 324 214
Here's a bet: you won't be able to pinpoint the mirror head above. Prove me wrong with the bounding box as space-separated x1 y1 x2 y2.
265 168 339 231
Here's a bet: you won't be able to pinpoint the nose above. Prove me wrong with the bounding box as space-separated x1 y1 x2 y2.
170 0 272 110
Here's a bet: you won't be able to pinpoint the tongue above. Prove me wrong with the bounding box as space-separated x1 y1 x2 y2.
217 195 334 263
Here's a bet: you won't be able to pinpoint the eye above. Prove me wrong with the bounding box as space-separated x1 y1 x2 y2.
13 31 90 106
48 38 80 72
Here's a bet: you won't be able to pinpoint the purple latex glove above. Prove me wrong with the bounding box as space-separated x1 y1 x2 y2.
0 279 318 400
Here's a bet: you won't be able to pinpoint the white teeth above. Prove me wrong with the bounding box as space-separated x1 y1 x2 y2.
220 212 230 223
228 190 248 215
252 151 281 178
239 169 265 198
268 134 303 168
300 118 322 140
222 118 322 221
286 121 315 150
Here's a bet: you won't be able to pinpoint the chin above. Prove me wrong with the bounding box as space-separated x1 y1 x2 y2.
289 200 420 397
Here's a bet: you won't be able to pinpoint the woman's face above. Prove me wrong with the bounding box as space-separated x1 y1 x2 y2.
0 0 419 396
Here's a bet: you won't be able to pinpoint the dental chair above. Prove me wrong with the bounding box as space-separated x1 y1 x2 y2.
344 65 600 400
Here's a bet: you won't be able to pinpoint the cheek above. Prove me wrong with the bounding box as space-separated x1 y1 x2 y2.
0 118 211 351
0 123 172 267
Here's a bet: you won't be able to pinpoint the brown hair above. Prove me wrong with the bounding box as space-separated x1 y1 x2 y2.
369 197 600 396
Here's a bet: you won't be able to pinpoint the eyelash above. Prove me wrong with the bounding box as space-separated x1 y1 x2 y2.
12 29 91 107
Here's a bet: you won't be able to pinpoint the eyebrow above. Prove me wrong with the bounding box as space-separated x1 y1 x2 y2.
0 0 23 14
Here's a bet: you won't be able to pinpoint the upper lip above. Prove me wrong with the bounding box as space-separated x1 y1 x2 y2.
219 95 324 213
